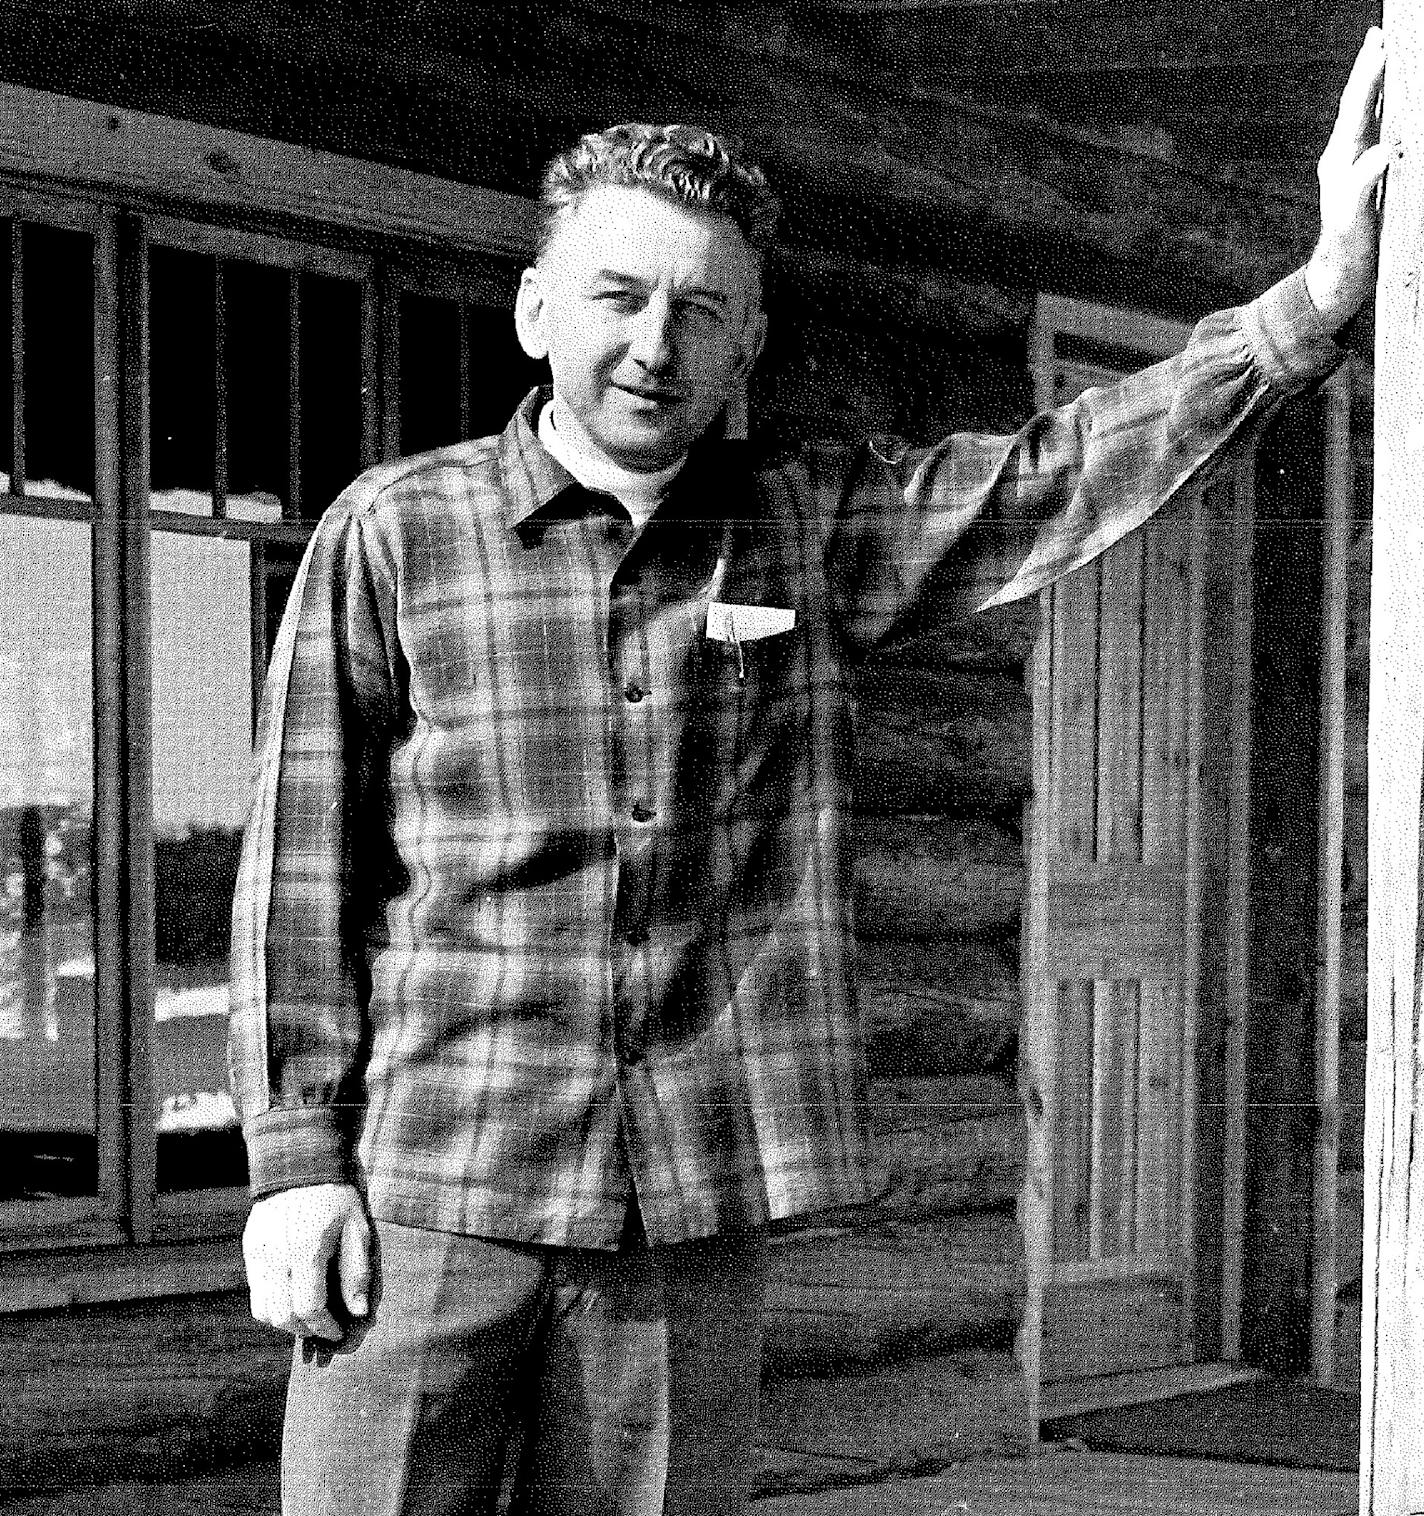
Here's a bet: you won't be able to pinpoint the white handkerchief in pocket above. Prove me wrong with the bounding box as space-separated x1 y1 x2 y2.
705 601 796 643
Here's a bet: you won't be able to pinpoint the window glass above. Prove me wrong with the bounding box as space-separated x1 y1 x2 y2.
150 245 217 512
399 290 543 457
23 223 96 502
0 515 95 1200
150 531 253 1192
225 258 289 519
300 272 364 519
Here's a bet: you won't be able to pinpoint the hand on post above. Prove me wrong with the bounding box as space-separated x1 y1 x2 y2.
1305 26 1394 332
242 1181 371 1341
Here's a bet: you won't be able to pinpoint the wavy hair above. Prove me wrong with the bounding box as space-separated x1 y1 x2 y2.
538 123 780 270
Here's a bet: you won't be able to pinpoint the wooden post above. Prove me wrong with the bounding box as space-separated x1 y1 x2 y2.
1362 5 1424 1509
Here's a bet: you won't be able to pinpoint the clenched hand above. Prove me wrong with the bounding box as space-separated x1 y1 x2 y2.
243 1181 371 1341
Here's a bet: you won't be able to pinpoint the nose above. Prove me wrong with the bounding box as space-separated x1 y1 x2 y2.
628 296 676 375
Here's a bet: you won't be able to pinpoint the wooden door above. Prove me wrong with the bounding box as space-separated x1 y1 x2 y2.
1021 295 1255 1413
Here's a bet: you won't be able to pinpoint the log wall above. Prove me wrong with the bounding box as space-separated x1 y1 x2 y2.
754 301 1042 1491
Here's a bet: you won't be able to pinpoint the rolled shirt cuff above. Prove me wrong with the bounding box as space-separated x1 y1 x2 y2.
241 1103 355 1198
1239 268 1343 395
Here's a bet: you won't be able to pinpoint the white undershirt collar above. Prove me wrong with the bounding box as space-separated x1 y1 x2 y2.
538 396 686 531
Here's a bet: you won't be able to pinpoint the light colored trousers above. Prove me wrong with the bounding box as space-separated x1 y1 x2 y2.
282 1218 767 1516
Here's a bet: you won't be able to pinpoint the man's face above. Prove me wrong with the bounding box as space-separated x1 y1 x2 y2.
515 184 767 471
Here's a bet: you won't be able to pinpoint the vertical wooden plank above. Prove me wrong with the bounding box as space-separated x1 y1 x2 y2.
1050 561 1101 1266
1311 369 1351 1388
1019 312 1060 1438
1054 980 1096 1265
1220 460 1256 1362
10 217 23 496
1094 534 1146 862
1363 7 1423 1507
286 269 301 518
212 259 227 520
1139 510 1192 1259
1092 535 1145 1255
90 208 126 1225
248 541 266 740
1179 484 1209 1361
119 212 155 1245
1050 562 1100 863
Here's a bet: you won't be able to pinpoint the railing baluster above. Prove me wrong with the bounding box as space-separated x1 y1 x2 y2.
12 220 24 497
213 259 227 519
286 268 301 518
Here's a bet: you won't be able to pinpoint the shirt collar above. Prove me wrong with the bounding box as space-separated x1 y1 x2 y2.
499 388 578 529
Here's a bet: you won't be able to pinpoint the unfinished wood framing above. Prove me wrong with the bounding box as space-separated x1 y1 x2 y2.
1024 293 1257 1421
0 81 540 260
1361 3 1424 1508
1219 460 1256 1365
1311 366 1352 1388
119 209 156 1247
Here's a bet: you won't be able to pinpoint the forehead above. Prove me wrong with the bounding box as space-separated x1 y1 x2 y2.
543 184 756 300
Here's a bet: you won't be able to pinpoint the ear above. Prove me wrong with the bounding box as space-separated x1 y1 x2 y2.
514 267 550 361
733 308 768 381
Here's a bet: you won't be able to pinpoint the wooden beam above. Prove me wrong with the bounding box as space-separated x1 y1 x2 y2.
0 80 540 260
1312 369 1352 1387
1361 4 1424 1509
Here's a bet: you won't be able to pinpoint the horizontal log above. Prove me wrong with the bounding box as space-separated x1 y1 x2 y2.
0 1290 287 1489
4 0 1326 314
756 1348 1029 1497
870 1074 1026 1221
778 246 1035 343
0 1213 1027 1488
763 1210 1024 1378
853 816 1024 940
857 933 1020 1077
641 0 1366 86
879 607 1040 676
853 663 1032 816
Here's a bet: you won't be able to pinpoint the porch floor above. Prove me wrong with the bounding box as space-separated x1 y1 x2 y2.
0 1450 1356 1516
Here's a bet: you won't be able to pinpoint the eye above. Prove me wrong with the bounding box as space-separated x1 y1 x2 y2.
676 300 726 329
594 288 640 311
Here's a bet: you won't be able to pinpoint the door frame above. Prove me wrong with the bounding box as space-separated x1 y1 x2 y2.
1018 293 1258 1428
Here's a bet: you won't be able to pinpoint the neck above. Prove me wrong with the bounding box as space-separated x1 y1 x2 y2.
539 397 686 526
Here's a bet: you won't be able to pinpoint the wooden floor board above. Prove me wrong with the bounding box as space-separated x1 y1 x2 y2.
758 1451 1355 1516
0 1452 1356 1516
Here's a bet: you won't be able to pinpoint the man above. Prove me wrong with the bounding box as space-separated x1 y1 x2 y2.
230 30 1390 1516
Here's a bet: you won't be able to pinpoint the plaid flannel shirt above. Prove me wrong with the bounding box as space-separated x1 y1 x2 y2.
229 270 1338 1247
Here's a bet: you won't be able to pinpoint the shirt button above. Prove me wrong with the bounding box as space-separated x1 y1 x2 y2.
631 802 655 824
624 680 646 703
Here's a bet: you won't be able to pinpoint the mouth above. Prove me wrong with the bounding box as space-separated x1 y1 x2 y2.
613 383 685 408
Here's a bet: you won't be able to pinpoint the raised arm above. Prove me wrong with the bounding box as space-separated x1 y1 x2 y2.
823 30 1388 651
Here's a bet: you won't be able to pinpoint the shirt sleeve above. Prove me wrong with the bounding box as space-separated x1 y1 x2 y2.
823 269 1342 651
227 498 404 1199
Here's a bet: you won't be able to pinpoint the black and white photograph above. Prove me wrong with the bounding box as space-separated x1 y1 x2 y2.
0 4 1415 1513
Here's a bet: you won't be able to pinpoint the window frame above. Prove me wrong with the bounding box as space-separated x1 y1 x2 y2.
0 84 540 1303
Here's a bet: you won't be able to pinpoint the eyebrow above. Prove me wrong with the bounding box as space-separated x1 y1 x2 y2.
591 270 731 308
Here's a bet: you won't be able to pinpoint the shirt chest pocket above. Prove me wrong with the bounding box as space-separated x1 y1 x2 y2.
696 625 801 720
